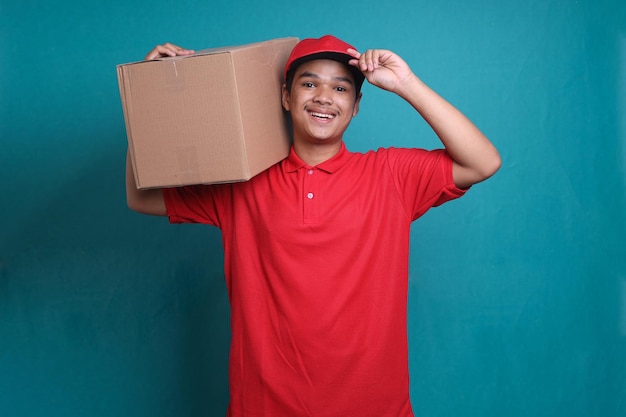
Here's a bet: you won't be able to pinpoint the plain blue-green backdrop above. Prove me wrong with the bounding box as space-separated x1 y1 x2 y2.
1 0 625 416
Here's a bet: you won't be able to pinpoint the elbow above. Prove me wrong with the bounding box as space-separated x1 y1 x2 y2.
452 142 502 188
483 151 502 180
461 150 502 187
126 193 145 214
476 142 502 181
126 196 142 213
126 187 168 216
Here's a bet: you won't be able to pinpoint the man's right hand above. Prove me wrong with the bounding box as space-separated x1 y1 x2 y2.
144 43 195 60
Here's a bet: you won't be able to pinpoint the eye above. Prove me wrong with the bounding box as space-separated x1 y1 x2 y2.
302 81 315 88
335 86 348 92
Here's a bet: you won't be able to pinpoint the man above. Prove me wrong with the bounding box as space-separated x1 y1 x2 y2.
127 35 501 417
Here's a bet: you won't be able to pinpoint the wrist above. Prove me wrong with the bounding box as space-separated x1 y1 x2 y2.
396 73 424 101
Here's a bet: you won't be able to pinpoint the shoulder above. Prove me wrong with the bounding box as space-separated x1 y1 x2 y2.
356 146 448 165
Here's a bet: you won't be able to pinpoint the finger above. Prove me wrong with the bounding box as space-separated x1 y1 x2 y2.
162 42 183 50
144 43 195 60
144 45 174 60
346 48 361 59
159 44 195 56
346 48 362 69
144 47 161 60
162 43 194 54
359 49 377 72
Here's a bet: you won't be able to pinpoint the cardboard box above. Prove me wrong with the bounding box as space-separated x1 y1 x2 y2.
117 37 298 189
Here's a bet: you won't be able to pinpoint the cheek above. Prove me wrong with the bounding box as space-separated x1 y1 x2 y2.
339 98 358 118
284 91 306 112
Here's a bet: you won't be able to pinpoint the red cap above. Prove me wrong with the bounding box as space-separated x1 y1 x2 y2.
284 35 365 88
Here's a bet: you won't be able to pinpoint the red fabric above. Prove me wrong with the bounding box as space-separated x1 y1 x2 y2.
284 35 357 79
163 144 466 417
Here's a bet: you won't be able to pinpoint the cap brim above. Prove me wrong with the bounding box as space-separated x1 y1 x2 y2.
286 52 365 88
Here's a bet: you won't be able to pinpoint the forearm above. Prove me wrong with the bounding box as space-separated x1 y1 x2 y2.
398 75 501 186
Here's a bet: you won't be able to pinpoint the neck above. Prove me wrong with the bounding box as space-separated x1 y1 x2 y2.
293 140 343 166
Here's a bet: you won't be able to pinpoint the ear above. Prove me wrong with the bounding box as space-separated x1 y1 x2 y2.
352 92 362 117
281 84 290 112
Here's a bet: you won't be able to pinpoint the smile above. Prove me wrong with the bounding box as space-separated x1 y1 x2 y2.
309 111 336 120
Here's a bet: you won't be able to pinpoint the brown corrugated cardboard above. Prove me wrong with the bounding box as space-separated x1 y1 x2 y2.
117 37 298 189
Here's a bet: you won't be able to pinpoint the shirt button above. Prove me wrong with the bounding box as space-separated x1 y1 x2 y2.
308 169 314 175
307 192 314 199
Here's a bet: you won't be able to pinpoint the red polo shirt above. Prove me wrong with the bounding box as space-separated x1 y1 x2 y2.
163 144 466 417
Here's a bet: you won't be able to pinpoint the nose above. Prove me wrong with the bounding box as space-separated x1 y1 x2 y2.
313 84 332 105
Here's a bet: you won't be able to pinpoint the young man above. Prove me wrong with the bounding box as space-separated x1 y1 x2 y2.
127 35 501 417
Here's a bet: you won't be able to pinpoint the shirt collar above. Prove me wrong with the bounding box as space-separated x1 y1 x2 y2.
285 142 352 174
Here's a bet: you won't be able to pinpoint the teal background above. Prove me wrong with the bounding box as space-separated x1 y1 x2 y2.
1 0 625 416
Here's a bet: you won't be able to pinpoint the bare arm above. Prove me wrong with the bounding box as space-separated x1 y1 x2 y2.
125 43 195 215
396 74 501 189
349 49 501 189
126 151 167 215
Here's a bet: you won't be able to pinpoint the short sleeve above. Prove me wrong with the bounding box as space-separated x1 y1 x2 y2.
163 184 230 226
384 147 468 220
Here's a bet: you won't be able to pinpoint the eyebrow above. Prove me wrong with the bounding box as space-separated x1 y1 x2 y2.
297 71 355 86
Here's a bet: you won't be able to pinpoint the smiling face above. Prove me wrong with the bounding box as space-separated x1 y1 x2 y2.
282 59 362 152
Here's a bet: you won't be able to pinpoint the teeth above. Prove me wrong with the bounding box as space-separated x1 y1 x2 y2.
310 112 334 119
